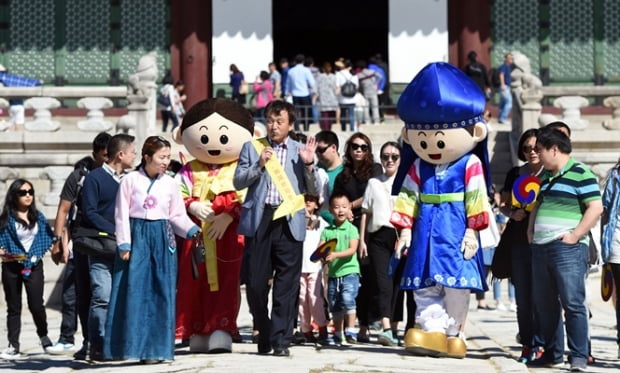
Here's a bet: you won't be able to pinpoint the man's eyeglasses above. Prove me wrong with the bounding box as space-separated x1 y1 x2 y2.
17 189 34 197
350 143 369 152
381 153 400 162
316 145 331 154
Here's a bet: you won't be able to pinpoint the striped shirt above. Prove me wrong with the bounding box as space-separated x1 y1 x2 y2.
265 139 288 206
532 157 601 245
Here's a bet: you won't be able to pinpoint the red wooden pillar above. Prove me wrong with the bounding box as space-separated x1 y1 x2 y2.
171 0 212 109
448 0 491 70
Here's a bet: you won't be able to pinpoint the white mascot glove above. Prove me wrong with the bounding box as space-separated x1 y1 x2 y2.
461 228 479 260
395 229 411 259
188 201 214 222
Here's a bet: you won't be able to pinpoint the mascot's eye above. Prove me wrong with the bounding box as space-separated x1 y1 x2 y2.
437 140 445 149
201 135 209 144
420 141 428 149
220 135 229 144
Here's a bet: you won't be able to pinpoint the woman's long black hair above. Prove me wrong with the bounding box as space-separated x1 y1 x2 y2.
0 179 37 230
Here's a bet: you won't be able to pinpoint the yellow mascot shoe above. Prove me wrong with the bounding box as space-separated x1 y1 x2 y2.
446 336 467 358
404 328 448 357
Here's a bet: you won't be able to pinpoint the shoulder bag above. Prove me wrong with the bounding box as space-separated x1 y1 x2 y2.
71 226 116 259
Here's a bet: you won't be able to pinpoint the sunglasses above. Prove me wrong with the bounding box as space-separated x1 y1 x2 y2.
146 135 171 147
350 143 369 152
522 145 536 153
316 145 331 154
17 189 34 197
381 153 400 162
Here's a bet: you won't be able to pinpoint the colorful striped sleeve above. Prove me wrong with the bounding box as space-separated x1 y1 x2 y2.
390 159 420 230
464 155 490 230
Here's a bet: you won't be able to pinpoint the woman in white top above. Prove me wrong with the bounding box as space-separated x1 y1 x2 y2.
359 141 401 346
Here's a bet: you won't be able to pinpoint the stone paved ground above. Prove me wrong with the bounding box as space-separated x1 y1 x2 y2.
0 259 618 372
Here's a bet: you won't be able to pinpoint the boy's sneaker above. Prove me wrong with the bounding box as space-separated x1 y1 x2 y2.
344 332 357 344
528 346 545 363
0 345 23 360
517 346 531 363
377 330 397 346
337 336 351 347
46 342 76 355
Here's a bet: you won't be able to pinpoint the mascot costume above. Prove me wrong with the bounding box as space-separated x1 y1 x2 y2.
390 62 491 358
174 98 254 353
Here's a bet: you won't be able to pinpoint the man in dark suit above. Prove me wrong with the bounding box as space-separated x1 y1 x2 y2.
234 100 319 356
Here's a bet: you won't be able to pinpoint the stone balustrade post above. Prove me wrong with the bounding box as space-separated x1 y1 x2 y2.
127 94 149 154
0 98 9 131
0 167 19 209
76 97 114 131
520 88 543 133
603 96 620 130
39 166 73 207
553 96 589 130
24 97 62 131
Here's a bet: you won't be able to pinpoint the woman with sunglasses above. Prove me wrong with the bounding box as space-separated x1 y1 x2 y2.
0 179 55 359
498 128 542 363
333 132 382 343
358 141 410 346
103 136 200 364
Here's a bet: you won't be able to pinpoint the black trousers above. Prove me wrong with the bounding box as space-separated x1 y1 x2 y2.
59 252 91 345
246 208 302 351
2 261 48 351
367 227 397 319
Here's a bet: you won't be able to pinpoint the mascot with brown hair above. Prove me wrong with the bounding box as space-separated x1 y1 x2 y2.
174 98 254 353
391 62 492 358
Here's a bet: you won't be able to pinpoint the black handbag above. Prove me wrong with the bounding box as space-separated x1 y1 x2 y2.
71 226 117 259
491 222 514 279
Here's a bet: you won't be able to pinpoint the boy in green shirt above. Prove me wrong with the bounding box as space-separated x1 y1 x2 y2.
319 192 360 346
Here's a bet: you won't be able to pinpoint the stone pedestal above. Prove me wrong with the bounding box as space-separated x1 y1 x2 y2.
24 97 62 131
76 97 114 131
603 96 620 130
0 167 19 209
39 166 73 206
0 98 9 132
553 96 589 130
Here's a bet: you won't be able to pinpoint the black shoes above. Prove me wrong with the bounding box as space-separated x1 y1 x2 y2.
273 346 290 357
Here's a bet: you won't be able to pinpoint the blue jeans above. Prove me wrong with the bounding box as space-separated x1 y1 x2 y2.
498 86 512 123
340 104 356 131
531 240 589 366
328 274 359 316
510 241 536 347
88 256 114 355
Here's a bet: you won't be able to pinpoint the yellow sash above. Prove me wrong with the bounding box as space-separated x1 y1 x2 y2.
252 138 305 220
190 160 244 292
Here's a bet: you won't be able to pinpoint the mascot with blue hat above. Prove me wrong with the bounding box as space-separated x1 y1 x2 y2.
390 62 491 358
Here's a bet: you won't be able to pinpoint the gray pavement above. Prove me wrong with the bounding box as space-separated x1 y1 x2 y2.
0 257 618 372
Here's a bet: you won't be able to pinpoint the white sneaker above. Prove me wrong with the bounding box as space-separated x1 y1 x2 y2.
0 345 23 360
45 342 76 355
509 303 517 312
496 302 507 311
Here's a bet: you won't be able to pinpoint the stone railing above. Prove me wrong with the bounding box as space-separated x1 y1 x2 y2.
509 51 620 182
0 52 159 216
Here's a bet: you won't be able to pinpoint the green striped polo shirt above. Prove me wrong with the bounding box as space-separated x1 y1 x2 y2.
532 158 601 245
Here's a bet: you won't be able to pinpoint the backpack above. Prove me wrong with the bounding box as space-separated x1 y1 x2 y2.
340 76 357 98
489 67 501 88
157 93 171 107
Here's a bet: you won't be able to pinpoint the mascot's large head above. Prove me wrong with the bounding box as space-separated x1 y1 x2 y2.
174 98 254 165
392 62 491 194
398 62 488 165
